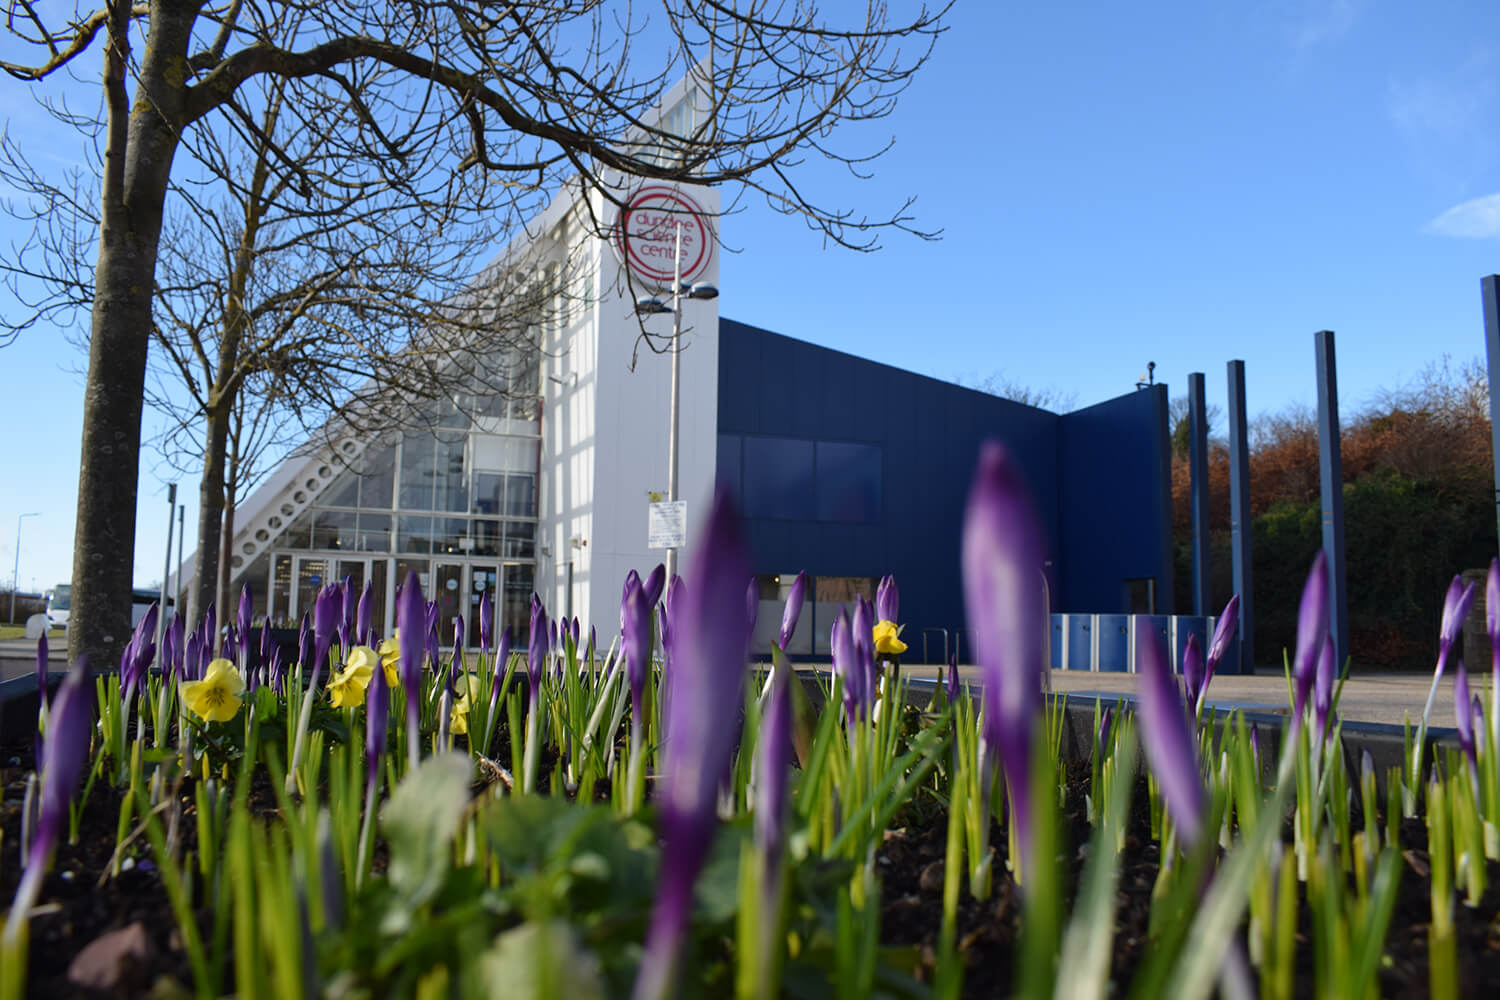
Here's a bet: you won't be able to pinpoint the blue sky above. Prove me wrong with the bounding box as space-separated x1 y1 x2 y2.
3 1 1499 593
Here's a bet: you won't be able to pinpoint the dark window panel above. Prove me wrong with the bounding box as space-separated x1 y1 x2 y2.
742 436 815 520
815 441 882 524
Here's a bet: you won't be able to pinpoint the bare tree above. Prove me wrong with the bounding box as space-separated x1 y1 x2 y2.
2 1 948 669
955 371 1078 412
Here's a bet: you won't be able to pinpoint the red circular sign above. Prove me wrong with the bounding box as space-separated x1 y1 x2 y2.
617 186 714 287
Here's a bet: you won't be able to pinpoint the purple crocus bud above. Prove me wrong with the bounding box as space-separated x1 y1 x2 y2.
340 576 356 649
33 632 49 771
644 564 667 608
946 650 959 702
528 601 548 702
313 584 343 677
1455 662 1481 799
622 574 654 724
257 621 272 679
237 585 254 655
297 612 314 674
221 626 239 670
570 616 580 649
184 632 203 684
1096 704 1114 760
851 596 877 714
165 615 184 682
660 576 685 668
1439 576 1476 673
778 571 807 652
17 658 93 899
478 587 493 659
1136 627 1206 846
1473 694 1487 757
488 626 513 723
357 581 375 649
755 662 792 867
397 573 427 764
1199 595 1240 715
269 646 285 696
1181 634 1205 719
366 665 390 789
830 609 859 721
1313 634 1335 745
746 578 759 637
634 486 752 1000
200 603 217 659
876 575 899 624
1291 552 1329 728
961 441 1044 877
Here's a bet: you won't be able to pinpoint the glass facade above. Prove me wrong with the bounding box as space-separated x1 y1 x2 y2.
239 378 542 645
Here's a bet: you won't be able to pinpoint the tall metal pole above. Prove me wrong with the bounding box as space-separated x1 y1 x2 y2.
1187 372 1210 615
1315 330 1349 671
156 484 177 658
176 504 186 620
1226 360 1254 673
10 512 39 624
665 219 684 581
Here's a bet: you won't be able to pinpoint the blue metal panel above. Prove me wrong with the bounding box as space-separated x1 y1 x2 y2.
1315 331 1350 673
1226 360 1254 673
1188 372 1210 615
1130 615 1170 672
1096 614 1129 672
1050 614 1065 669
1067 614 1093 670
1173 616 1209 675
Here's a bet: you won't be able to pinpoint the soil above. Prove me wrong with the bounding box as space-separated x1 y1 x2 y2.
5 750 1500 998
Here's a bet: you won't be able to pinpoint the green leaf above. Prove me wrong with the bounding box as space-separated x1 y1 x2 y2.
479 920 606 1000
382 754 473 907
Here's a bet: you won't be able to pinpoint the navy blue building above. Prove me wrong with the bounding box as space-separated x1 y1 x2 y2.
717 319 1174 660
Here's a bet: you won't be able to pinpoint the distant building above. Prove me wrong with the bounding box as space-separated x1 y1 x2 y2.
181 78 1174 659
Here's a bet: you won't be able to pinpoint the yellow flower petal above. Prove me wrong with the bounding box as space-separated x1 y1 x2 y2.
873 620 908 656
181 658 245 723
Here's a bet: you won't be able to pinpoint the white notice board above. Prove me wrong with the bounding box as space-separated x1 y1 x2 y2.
648 501 687 549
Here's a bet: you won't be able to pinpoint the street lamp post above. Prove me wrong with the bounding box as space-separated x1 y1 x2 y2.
10 511 39 625
637 219 717 580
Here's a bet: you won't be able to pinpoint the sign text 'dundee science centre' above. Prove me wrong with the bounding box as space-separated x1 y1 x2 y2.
617 186 715 289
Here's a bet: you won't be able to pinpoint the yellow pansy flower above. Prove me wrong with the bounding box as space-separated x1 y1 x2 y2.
873 620 907 657
377 632 402 687
449 671 481 736
181 658 245 723
329 646 377 709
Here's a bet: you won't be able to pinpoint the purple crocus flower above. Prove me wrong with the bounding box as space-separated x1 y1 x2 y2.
1136 627 1206 846
478 588 493 660
268 645 285 696
548 618 559 660
644 564 667 608
200 603 217 660
746 578 759 638
851 595 878 713
33 632 49 771
778 571 807 652
960 441 1044 880
946 650 960 703
257 621 272 680
297 612 313 676
1488 559 1500 752
184 632 203 684
221 626 239 670
1181 634 1205 720
162 619 180 684
121 603 158 704
486 626 513 745
623 574 654 725
7 657 93 946
357 581 375 649
570 616 581 650
634 486 752 1000
1198 594 1240 715
1096 704 1114 760
876 575 899 624
1313 634 1336 746
1291 552 1329 730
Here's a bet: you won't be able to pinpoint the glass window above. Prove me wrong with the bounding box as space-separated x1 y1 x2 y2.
358 440 396 509
503 520 535 559
295 558 331 621
815 442 882 524
398 515 434 554
473 472 504 514
283 510 313 549
814 577 876 603
272 555 293 624
395 558 431 599
472 519 502 556
434 517 469 555
357 513 392 553
369 559 389 639
505 474 536 517
503 562 535 641
321 467 359 508
398 431 435 510
473 435 535 473
742 437 815 520
311 510 356 550
435 431 468 513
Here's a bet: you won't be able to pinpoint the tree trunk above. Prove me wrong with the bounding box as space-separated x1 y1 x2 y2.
190 406 230 627
68 4 194 671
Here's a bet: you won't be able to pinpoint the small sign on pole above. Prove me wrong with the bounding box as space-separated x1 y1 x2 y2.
648 501 687 550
